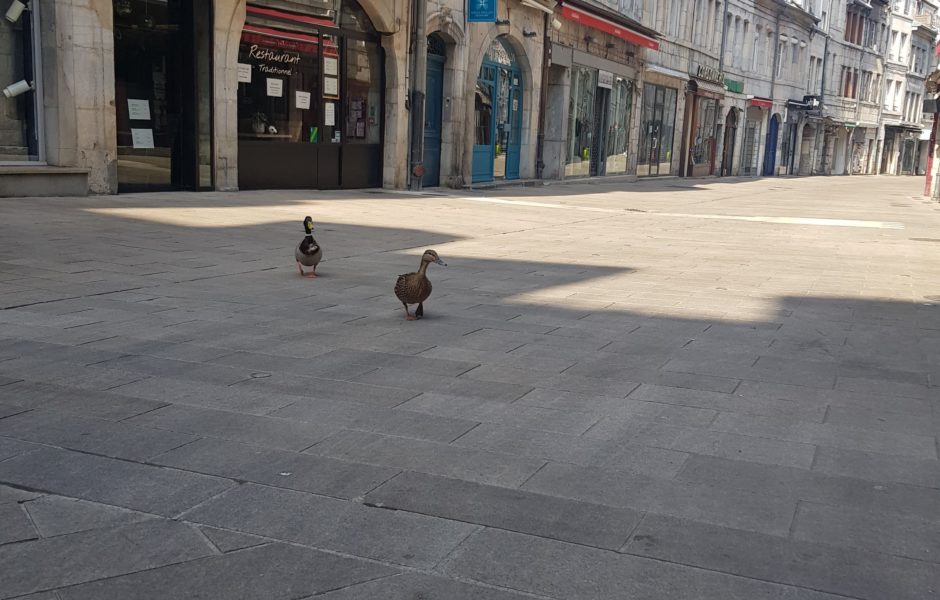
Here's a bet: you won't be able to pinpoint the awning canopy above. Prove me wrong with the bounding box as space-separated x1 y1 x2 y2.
692 78 726 97
559 2 659 50
750 97 773 109
645 64 688 81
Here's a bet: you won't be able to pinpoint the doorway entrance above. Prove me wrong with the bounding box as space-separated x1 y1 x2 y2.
637 83 678 176
721 108 737 176
113 0 213 192
472 37 522 183
763 113 779 175
423 34 446 187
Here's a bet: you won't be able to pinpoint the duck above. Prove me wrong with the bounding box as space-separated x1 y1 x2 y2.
394 249 446 320
295 216 322 278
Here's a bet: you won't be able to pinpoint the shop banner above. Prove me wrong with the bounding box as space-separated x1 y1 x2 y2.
468 0 496 22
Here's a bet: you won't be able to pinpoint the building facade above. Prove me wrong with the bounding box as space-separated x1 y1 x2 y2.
1 0 938 197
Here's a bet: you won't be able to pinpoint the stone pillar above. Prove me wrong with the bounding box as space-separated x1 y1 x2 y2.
212 0 244 191
40 0 118 194
542 64 569 180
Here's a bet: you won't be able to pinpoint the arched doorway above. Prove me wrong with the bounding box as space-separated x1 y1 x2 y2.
423 34 446 187
763 113 780 176
112 0 214 192
472 37 522 183
721 108 738 177
235 0 385 189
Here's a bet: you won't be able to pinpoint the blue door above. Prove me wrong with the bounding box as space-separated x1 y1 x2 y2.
764 114 779 176
423 47 445 187
472 38 522 183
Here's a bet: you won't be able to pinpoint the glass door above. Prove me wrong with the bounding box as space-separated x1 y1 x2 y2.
113 0 212 192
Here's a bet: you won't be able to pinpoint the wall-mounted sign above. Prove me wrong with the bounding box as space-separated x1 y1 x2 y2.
468 0 497 22
693 64 723 85
248 45 301 76
724 78 744 94
598 70 613 89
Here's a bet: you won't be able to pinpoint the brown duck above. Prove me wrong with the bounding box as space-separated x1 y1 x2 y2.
394 249 446 320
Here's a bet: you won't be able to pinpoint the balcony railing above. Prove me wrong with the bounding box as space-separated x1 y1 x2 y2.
914 12 940 33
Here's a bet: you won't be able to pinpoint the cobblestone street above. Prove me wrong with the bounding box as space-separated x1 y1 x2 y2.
1 175 939 599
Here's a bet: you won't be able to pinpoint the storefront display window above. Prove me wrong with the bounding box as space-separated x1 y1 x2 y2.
690 96 717 169
605 77 632 174
637 83 677 176
237 0 384 189
0 0 41 162
566 67 597 177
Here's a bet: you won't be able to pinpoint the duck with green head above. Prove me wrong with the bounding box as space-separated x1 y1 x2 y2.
394 249 446 320
295 216 322 278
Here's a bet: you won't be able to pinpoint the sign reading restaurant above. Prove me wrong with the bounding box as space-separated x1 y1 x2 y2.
247 45 302 76
693 64 723 85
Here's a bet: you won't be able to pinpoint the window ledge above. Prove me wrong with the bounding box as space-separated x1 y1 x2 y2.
0 166 90 175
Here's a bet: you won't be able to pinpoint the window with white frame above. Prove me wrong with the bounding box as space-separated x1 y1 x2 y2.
0 0 42 162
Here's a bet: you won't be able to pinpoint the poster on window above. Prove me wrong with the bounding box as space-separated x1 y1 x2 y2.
324 56 338 77
127 99 151 121
237 63 252 83
266 78 283 97
295 91 311 110
323 76 339 98
324 102 336 126
130 129 155 149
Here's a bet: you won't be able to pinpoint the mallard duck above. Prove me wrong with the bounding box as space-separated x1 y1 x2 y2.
394 249 446 320
295 216 322 278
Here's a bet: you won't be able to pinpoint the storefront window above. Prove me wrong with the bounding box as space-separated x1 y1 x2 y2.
741 107 763 175
345 39 382 144
690 96 718 169
0 1 40 162
605 77 632 174
566 67 597 177
637 83 677 176
475 78 493 145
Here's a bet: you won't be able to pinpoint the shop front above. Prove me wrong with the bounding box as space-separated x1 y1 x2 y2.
637 82 678 177
236 0 383 189
564 68 634 178
682 69 724 177
741 98 770 176
472 37 523 183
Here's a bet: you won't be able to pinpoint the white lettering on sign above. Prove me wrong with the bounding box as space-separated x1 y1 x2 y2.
248 45 301 65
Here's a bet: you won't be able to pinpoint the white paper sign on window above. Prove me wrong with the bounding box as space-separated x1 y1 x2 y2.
323 77 339 97
237 63 252 83
295 91 311 110
127 99 151 121
324 102 336 126
266 78 283 97
324 56 338 76
131 129 155 149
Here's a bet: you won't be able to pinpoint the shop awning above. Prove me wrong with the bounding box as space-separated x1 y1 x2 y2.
692 79 726 97
750 97 773 109
559 3 659 50
645 64 688 81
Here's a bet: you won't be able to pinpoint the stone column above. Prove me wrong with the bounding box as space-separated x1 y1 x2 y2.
212 0 244 191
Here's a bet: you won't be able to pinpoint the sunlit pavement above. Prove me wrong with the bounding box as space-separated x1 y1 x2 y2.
1 175 938 599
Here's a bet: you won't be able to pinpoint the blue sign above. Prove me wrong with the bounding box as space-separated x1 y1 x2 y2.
468 0 496 22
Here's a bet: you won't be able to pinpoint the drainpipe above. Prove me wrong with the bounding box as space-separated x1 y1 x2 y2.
408 0 428 190
536 12 550 180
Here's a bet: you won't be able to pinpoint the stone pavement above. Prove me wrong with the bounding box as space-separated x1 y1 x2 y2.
0 175 939 599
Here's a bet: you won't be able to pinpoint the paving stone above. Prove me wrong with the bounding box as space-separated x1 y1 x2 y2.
56 542 398 600
0 436 42 462
366 471 642 550
126 404 335 451
792 501 940 562
710 412 938 459
309 429 545 487
22 495 154 538
353 367 532 402
667 428 817 468
0 410 197 462
733 380 935 417
452 422 689 478
152 437 398 499
270 399 478 443
184 483 477 568
0 447 233 517
198 526 268 553
628 383 827 421
108 376 297 415
316 572 530 599
398 392 601 434
0 519 213 599
522 462 796 536
233 374 420 408
623 514 940 600
0 484 41 505
676 455 940 523
824 405 939 437
0 502 37 545
442 528 848 600
811 446 940 488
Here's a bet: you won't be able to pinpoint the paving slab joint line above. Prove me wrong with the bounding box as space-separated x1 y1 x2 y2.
191 523 225 555
447 421 484 445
